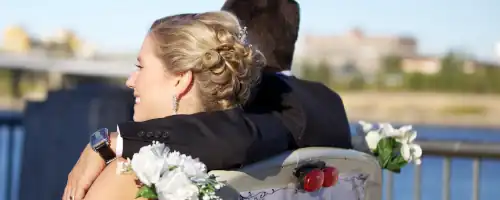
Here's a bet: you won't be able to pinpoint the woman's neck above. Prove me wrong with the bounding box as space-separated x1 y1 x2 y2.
176 93 204 115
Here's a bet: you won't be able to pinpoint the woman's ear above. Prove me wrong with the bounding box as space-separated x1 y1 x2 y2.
175 71 194 98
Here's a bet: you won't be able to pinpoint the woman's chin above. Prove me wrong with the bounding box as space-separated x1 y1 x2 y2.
132 105 145 122
132 114 145 122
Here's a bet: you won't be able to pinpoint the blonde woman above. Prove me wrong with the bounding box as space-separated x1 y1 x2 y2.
64 11 295 200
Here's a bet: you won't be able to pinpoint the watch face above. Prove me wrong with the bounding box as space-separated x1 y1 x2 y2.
90 128 109 149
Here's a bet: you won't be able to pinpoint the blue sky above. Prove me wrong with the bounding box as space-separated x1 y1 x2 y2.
1 0 499 61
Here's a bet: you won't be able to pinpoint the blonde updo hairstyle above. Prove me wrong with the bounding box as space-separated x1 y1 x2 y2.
148 11 265 112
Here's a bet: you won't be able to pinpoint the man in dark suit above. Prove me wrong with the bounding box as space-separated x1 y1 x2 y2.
222 0 352 149
64 1 352 199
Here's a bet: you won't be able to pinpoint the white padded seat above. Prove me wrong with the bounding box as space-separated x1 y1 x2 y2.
210 147 382 200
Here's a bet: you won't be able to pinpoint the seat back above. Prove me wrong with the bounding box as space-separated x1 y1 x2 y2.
210 147 382 200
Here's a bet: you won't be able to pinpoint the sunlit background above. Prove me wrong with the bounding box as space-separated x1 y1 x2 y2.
0 0 499 200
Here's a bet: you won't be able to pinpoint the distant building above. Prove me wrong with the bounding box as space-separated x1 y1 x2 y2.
401 56 440 74
295 28 419 77
401 55 492 75
2 26 31 53
2 25 96 59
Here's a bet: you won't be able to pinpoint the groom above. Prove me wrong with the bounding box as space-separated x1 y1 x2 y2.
64 0 352 199
222 0 352 148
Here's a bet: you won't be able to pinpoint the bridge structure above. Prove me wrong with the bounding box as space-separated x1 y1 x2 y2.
0 52 134 103
0 52 134 78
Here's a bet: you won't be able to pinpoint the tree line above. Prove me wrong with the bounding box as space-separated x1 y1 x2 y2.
299 52 500 93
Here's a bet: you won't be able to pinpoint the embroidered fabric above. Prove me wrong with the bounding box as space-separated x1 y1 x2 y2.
238 173 368 200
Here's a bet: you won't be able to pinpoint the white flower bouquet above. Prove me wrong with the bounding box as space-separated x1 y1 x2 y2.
117 142 225 200
358 121 423 173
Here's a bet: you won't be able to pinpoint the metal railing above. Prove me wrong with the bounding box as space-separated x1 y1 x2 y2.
384 140 500 200
1 112 499 200
0 111 23 200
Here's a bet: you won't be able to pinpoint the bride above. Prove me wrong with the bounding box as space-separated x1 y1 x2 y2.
69 11 275 200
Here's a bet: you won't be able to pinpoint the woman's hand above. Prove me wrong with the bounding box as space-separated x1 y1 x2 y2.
63 132 118 200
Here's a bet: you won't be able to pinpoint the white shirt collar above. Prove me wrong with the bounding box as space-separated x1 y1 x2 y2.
278 70 293 76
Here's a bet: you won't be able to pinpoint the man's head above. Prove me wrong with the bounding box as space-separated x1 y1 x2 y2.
222 0 300 72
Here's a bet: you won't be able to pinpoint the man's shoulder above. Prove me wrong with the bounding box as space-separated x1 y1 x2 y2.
118 109 250 141
259 72 341 97
257 73 352 149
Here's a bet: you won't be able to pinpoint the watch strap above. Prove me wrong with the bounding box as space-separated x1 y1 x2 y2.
96 144 117 165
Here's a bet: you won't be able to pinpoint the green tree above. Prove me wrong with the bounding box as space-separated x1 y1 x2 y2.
377 55 403 90
405 72 426 91
436 52 465 92
347 75 366 90
316 59 332 85
299 59 332 86
300 61 316 81
483 65 500 93
381 55 403 74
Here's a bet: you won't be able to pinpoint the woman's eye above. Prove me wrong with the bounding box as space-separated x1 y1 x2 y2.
135 64 143 70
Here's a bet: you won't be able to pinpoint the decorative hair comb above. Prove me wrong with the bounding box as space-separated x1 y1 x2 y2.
238 26 249 46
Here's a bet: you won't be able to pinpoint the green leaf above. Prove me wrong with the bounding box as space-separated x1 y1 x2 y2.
377 150 392 168
135 185 158 199
385 155 408 174
376 138 396 168
385 163 402 173
377 138 395 155
393 141 402 151
393 154 408 166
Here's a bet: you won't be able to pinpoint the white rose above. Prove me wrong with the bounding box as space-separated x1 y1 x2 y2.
179 155 207 178
364 123 416 152
365 130 383 151
401 143 423 165
398 131 422 165
156 168 199 200
165 151 182 166
131 142 170 186
378 123 402 138
395 129 417 144
358 121 374 132
166 151 208 178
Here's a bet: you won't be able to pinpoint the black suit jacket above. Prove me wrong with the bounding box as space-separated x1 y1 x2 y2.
119 73 352 170
119 108 293 170
248 73 352 149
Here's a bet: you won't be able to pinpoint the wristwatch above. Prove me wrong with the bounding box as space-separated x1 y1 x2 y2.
90 128 117 165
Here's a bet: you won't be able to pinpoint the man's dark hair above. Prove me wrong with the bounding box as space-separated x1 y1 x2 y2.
222 0 300 72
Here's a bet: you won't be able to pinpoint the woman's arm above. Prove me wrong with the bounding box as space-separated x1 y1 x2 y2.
84 159 147 200
63 132 122 200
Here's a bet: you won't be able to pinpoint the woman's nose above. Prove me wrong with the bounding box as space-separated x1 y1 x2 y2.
126 72 137 89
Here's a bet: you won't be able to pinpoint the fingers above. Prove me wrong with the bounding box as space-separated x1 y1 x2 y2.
63 184 70 200
63 146 105 200
64 170 92 200
64 180 86 200
73 181 89 200
64 160 80 200
63 174 77 200
70 187 77 200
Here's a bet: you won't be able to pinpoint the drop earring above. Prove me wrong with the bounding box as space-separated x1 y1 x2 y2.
172 95 179 114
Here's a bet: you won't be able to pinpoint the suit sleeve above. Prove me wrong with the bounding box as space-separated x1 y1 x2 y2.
116 109 257 170
117 118 178 160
